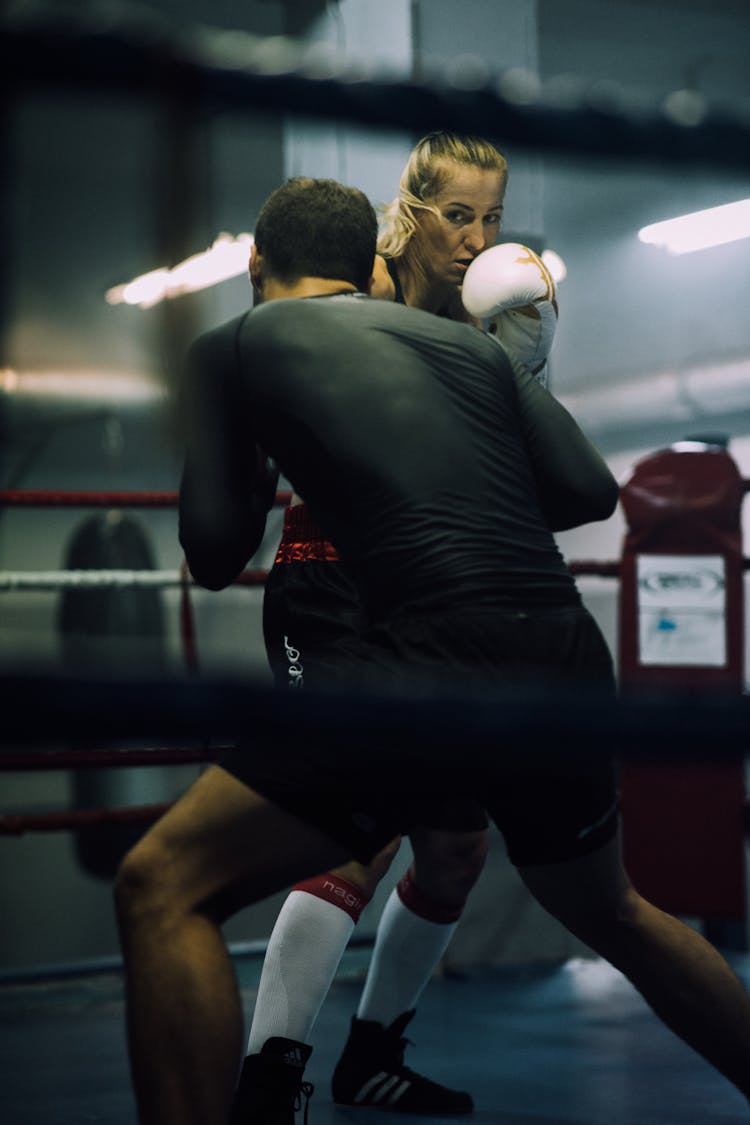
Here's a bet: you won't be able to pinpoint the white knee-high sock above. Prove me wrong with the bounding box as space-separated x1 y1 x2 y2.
246 873 369 1054
356 867 461 1026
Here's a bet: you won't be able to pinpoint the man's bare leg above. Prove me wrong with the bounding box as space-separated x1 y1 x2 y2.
519 830 750 1102
114 765 350 1125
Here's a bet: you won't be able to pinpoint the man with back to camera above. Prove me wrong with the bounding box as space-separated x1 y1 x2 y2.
115 176 750 1125
239 136 560 1123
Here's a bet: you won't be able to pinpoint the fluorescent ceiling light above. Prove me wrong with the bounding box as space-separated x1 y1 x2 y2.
107 233 254 308
638 199 750 255
1 368 165 404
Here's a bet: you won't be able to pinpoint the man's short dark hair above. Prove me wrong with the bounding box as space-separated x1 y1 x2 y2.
254 177 378 291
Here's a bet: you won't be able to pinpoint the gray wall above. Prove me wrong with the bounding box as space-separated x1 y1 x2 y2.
1 0 749 973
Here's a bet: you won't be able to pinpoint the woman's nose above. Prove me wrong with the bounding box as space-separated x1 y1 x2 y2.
463 221 486 254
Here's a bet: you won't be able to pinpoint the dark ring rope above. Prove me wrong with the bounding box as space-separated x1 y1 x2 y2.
2 5 750 172
1 678 749 834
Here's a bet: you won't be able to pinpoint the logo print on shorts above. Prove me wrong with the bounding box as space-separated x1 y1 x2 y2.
283 635 304 688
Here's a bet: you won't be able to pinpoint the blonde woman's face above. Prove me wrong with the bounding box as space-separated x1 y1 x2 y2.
415 163 506 290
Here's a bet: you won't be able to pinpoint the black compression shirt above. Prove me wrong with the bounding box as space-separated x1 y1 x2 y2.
179 295 618 616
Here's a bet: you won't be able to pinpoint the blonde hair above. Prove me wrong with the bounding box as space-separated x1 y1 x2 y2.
377 131 508 259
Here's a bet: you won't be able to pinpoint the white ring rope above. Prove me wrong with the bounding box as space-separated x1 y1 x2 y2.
0 569 189 591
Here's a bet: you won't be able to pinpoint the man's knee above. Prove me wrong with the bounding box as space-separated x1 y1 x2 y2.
565 885 648 956
114 833 176 927
604 884 647 940
518 839 643 949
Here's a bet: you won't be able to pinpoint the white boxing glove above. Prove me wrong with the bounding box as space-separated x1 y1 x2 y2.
461 243 558 385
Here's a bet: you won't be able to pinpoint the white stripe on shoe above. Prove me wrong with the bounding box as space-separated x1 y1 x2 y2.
353 1072 389 1103
353 1071 413 1105
386 1079 412 1106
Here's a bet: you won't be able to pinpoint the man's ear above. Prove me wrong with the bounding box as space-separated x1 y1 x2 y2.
249 243 263 297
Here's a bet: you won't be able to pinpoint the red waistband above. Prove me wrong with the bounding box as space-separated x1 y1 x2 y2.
274 504 341 564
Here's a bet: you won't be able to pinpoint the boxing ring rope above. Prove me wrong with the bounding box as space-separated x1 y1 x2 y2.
3 678 749 835
0 803 175 837
0 489 293 509
0 746 228 770
0 746 229 837
0 569 270 591
5 556 750 592
1 671 749 759
2 5 750 173
2 480 750 839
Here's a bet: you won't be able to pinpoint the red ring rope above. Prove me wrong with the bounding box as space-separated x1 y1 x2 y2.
0 803 174 836
0 489 293 508
0 489 179 507
0 746 228 770
180 558 199 672
0 746 231 836
568 560 622 577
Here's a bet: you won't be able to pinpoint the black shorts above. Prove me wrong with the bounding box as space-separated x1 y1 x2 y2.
227 587 619 867
258 505 487 837
263 555 366 692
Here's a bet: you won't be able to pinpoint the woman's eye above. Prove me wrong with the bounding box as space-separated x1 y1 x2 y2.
445 210 468 224
484 214 501 226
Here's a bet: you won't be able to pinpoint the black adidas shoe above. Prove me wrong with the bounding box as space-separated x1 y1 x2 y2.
331 1009 473 1116
230 1037 314 1125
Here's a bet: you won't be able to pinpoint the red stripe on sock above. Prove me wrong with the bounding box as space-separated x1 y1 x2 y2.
293 872 371 923
396 867 463 924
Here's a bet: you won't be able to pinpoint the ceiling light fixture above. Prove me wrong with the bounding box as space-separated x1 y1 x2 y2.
106 233 254 308
638 199 750 255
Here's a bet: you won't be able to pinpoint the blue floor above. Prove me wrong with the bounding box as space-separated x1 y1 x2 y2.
2 950 750 1124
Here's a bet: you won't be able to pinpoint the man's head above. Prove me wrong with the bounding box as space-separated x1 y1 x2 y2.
250 177 378 297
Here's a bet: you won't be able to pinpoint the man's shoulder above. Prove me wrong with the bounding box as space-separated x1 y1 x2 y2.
190 312 249 360
240 298 509 370
243 293 410 340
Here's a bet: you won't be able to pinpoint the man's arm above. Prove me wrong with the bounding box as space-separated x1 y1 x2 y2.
510 354 619 532
178 319 278 590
